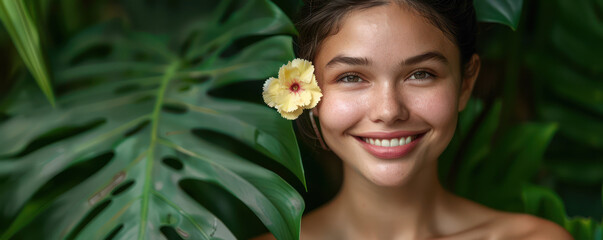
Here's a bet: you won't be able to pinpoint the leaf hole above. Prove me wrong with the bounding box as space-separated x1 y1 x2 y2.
162 103 188 114
104 224 124 240
113 84 142 95
219 35 276 59
31 151 114 203
207 80 263 104
134 95 154 104
56 78 104 97
111 180 135 197
66 199 112 240
184 75 211 84
124 120 150 137
180 179 266 239
11 118 106 158
160 226 185 240
162 156 184 171
191 129 305 191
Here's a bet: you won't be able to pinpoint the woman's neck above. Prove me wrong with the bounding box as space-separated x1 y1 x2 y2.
328 162 450 239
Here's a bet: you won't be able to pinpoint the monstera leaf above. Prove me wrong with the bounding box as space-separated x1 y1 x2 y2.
0 0 305 239
474 0 524 30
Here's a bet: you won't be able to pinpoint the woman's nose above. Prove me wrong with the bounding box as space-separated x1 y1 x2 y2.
368 82 409 124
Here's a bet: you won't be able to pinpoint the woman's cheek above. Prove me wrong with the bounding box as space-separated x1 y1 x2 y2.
318 91 366 135
410 85 459 142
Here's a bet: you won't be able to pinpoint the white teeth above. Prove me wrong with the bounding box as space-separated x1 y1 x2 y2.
363 135 418 147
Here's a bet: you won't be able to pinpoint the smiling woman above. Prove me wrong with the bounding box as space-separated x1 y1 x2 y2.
256 0 573 239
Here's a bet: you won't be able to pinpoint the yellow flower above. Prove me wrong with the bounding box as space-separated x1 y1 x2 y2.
263 58 322 120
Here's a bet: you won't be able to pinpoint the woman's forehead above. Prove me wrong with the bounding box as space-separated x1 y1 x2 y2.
315 4 459 68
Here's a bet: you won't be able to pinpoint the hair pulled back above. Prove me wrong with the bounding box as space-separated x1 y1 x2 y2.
295 0 478 68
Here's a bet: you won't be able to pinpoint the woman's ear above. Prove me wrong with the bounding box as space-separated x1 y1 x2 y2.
458 54 481 111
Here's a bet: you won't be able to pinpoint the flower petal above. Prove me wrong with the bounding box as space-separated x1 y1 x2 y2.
262 77 277 107
274 90 298 112
296 59 315 83
278 62 289 80
263 58 323 120
306 91 322 109
279 107 304 120
297 89 312 107
280 62 297 82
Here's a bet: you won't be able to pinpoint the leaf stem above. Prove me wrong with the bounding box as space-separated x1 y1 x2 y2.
138 61 180 240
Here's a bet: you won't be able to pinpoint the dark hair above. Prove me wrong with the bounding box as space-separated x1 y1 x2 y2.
294 0 478 150
295 0 477 68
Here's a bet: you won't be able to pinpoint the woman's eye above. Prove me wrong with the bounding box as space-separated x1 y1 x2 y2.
408 71 433 80
338 74 364 83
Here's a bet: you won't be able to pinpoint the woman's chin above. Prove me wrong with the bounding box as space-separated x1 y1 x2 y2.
362 161 417 187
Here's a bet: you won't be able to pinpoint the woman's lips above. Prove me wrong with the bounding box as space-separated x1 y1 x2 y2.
355 133 425 159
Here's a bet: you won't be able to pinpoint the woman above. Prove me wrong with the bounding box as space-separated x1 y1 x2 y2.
258 0 572 239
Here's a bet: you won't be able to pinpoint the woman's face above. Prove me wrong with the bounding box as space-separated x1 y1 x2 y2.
314 4 474 187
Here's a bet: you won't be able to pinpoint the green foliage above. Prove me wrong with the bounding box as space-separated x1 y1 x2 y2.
1 0 601 239
0 0 55 106
442 0 603 239
522 184 567 226
520 1 603 233
440 98 601 240
474 0 524 30
440 99 558 212
525 0 603 176
522 184 603 240
0 0 305 239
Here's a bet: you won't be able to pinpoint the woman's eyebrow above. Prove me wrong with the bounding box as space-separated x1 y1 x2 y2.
325 55 371 68
325 51 447 68
403 51 448 66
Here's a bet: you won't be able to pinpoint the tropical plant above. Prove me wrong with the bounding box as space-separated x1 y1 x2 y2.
438 0 603 239
1 0 601 239
440 98 602 240
0 0 306 239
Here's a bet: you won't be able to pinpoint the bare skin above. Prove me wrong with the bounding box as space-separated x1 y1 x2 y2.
254 3 572 240
255 165 571 240
297 165 571 240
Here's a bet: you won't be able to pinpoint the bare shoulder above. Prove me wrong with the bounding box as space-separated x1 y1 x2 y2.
490 213 573 240
441 194 572 240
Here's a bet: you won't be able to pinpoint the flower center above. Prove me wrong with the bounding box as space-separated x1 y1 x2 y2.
290 82 300 93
